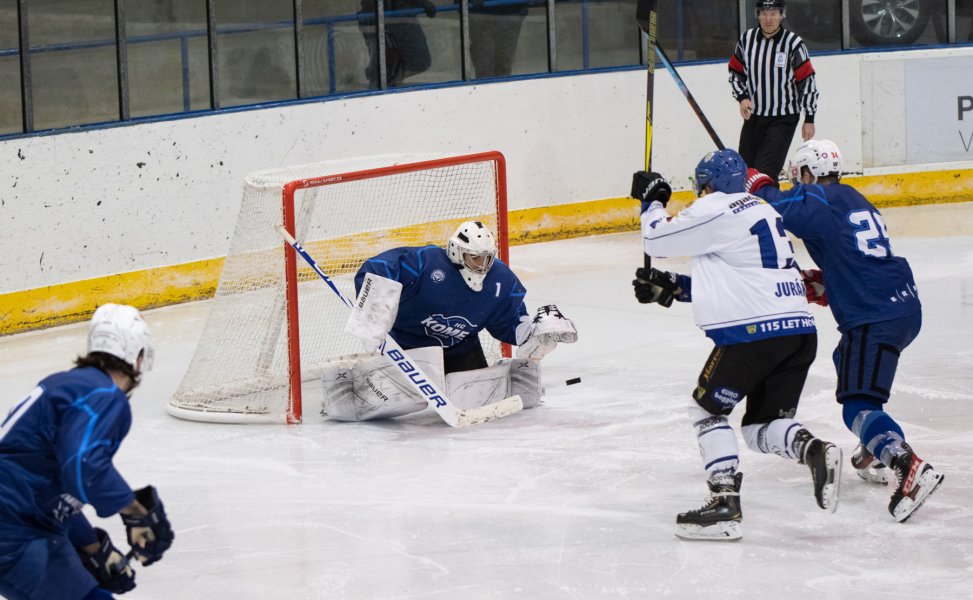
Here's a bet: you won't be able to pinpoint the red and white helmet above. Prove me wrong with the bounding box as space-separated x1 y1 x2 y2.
88 303 155 372
789 139 842 184
447 220 497 292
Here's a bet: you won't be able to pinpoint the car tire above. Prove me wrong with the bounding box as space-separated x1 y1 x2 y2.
849 0 930 46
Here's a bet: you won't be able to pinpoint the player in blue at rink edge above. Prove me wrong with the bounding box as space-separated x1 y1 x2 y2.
320 220 577 422
745 139 945 522
0 304 174 600
631 149 841 541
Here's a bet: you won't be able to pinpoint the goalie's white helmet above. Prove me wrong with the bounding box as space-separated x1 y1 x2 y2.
88 303 155 372
789 139 842 184
447 220 497 292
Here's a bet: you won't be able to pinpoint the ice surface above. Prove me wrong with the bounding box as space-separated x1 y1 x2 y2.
1 204 971 599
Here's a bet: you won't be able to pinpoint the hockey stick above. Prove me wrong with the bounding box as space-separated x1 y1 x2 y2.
635 0 658 271
113 549 137 573
655 43 725 151
276 225 523 427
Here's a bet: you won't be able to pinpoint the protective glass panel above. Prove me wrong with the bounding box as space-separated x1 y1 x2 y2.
556 0 640 71
301 0 373 95
771 0 843 51
654 0 739 62
216 1 296 108
469 0 544 79
359 0 460 88
960 0 973 43
0 0 21 134
125 0 210 117
29 0 118 130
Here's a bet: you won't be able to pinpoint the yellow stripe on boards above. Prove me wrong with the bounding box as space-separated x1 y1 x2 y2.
1 170 970 335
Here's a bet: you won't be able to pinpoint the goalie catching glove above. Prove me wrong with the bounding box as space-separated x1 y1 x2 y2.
79 528 136 594
633 268 684 307
516 305 578 361
119 486 174 566
801 268 828 306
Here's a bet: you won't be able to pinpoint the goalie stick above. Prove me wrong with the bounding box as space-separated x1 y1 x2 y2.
276 225 523 427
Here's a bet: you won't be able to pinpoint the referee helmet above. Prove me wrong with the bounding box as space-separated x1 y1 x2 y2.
755 0 785 14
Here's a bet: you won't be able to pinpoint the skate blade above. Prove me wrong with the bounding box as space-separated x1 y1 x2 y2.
855 466 889 485
675 521 742 541
820 445 842 513
894 469 945 523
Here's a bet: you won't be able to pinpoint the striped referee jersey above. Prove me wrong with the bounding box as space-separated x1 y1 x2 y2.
728 27 818 121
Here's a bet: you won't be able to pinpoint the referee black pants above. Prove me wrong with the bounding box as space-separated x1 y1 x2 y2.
738 113 800 180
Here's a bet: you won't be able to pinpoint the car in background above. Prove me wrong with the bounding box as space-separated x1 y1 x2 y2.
788 0 933 48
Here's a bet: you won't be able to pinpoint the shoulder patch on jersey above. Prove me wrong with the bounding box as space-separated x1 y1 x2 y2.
430 268 446 283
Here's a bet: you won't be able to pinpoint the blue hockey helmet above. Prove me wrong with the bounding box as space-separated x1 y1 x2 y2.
694 149 747 196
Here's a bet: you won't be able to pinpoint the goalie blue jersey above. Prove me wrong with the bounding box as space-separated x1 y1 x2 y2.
0 366 136 542
755 182 921 331
356 246 528 355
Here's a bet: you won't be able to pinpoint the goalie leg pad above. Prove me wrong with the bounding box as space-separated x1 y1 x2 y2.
345 273 403 352
445 362 511 410
689 403 739 485
507 358 544 409
742 418 804 460
322 347 445 421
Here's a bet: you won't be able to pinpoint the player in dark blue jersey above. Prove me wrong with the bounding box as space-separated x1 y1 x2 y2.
0 304 174 600
746 140 944 522
322 221 576 422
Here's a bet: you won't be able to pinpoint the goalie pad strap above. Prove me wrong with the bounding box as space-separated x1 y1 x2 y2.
345 273 403 351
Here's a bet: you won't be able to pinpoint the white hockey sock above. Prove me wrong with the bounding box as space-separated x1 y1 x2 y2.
688 404 739 485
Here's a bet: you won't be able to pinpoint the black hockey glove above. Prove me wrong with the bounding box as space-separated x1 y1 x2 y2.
633 267 681 307
79 528 136 594
120 486 174 566
631 171 672 209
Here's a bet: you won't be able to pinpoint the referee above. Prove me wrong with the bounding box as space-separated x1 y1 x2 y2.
728 0 818 180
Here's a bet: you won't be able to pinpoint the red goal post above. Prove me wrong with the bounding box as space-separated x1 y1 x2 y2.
169 152 510 424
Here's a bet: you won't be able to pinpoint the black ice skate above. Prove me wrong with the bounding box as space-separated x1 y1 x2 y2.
796 429 842 513
675 473 743 541
850 443 888 484
888 447 944 522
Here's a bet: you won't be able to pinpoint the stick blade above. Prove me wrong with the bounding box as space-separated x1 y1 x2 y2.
454 395 524 427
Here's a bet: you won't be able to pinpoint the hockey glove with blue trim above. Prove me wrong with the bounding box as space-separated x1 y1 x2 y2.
79 528 136 594
120 486 174 566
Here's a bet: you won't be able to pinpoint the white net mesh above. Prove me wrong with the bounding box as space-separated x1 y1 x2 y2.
169 153 506 423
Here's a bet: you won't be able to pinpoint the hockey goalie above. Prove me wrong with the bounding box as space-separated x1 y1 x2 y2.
321 220 578 422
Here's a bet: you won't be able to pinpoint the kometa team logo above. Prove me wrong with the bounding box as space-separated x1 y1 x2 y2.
421 314 476 347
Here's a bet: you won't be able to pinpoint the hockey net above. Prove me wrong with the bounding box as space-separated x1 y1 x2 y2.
168 152 509 424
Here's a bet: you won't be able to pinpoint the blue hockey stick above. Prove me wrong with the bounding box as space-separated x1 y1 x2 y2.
276 225 522 427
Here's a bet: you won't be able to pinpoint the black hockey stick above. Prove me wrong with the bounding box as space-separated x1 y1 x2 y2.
635 0 659 271
655 43 725 150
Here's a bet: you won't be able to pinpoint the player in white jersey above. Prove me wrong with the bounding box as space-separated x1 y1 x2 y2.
321 221 577 422
631 149 841 541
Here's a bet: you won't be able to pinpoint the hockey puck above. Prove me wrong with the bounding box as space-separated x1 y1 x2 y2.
565 377 581 386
